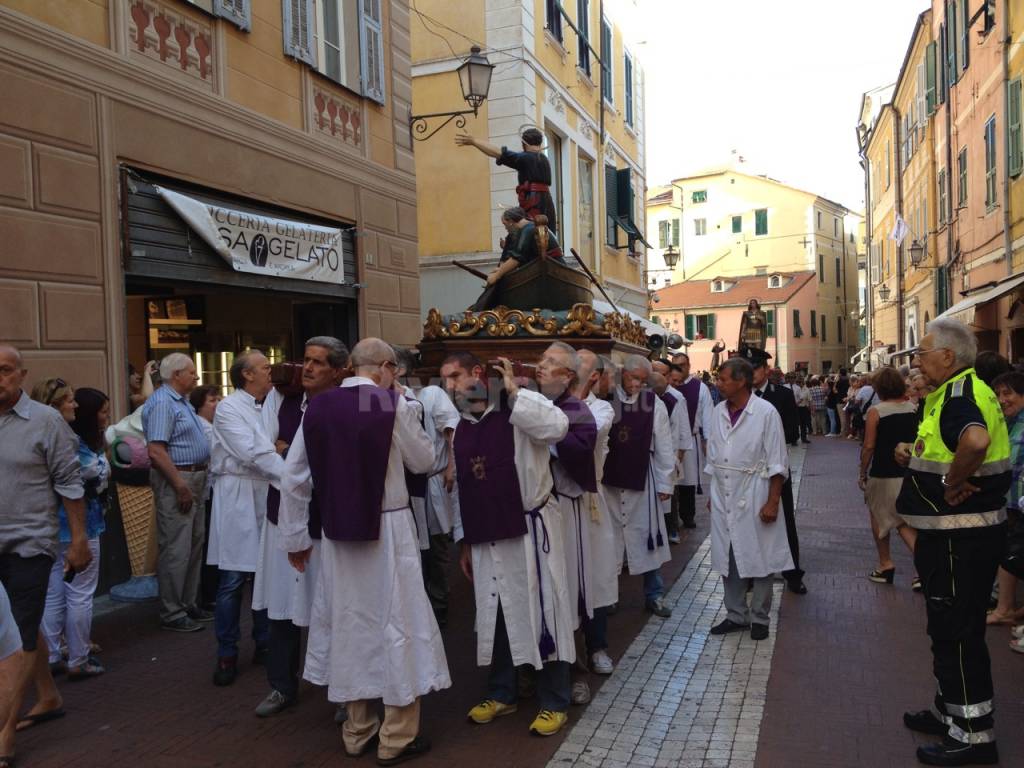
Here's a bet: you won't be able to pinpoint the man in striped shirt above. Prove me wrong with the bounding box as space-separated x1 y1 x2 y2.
143 353 211 633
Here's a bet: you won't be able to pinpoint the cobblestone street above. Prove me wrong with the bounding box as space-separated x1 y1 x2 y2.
13 437 1024 767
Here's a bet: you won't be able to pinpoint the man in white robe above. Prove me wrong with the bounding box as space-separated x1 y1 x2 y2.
705 358 791 641
673 351 715 529
581 354 617 676
440 352 573 737
652 363 694 544
279 338 449 764
601 356 675 618
252 336 347 717
208 350 284 686
394 347 459 628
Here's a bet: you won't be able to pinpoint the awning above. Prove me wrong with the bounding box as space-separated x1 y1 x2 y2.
936 272 1024 326
886 346 919 365
850 345 870 365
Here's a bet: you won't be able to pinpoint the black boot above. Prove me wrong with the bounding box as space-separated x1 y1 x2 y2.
916 738 998 766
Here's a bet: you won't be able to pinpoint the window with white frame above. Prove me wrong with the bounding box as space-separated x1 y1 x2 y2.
624 52 634 127
985 115 997 209
694 218 707 236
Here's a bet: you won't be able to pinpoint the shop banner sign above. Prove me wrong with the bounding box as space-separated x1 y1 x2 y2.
155 186 345 284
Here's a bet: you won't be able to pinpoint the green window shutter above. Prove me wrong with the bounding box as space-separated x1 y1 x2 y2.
615 168 631 217
810 310 817 337
960 0 969 72
793 309 802 338
766 309 775 338
821 314 827 343
1010 79 1023 177
658 221 669 248
707 313 716 339
926 41 937 113
731 215 741 233
685 314 695 339
672 218 680 246
939 24 948 105
755 208 767 235
947 3 958 86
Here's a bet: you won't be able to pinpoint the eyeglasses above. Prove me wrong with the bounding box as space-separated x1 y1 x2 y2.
378 360 398 370
914 348 948 358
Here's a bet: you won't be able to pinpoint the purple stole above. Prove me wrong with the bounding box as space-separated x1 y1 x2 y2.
303 384 398 542
403 394 429 499
553 393 598 494
267 394 322 540
658 391 677 418
602 389 656 492
454 402 528 545
678 378 701 434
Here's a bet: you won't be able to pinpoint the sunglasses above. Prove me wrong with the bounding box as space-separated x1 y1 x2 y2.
46 378 67 404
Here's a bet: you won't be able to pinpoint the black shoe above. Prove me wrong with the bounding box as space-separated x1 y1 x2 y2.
644 598 672 618
801 439 811 444
916 738 998 766
376 735 431 766
160 616 204 633
187 606 214 623
682 518 697 529
869 568 896 584
903 710 950 736
213 657 237 686
252 646 269 666
710 618 749 635
786 580 808 595
750 623 769 641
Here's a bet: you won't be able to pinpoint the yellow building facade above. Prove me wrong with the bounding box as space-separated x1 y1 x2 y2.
646 169 861 371
863 103 899 352
411 0 648 317
0 0 422 409
893 10 938 349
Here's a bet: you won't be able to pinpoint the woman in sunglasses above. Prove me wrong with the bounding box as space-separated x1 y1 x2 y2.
30 378 77 425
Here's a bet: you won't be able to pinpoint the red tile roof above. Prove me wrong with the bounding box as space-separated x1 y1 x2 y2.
654 271 817 310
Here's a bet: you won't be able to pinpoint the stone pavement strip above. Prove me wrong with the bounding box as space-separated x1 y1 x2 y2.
546 449 807 768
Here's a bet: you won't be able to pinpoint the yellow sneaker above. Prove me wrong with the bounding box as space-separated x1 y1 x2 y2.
529 709 568 736
467 699 517 724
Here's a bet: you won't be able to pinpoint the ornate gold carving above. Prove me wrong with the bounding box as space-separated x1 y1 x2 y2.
422 303 648 346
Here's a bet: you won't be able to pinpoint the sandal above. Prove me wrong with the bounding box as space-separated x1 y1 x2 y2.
911 576 922 592
67 658 105 681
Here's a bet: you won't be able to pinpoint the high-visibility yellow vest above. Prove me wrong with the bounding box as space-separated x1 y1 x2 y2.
898 367 1011 531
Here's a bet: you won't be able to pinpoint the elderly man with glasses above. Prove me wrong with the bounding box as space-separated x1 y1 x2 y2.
895 318 1011 766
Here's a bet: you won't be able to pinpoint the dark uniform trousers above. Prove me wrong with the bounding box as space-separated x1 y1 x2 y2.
267 619 302 699
780 473 803 583
672 485 697 531
914 525 1005 742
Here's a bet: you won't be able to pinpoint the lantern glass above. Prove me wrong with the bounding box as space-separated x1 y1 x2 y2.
458 46 494 110
663 245 679 270
878 284 891 302
908 239 924 267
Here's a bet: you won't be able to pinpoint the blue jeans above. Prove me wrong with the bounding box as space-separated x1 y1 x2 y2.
643 569 664 602
826 407 839 434
214 569 269 659
488 603 570 712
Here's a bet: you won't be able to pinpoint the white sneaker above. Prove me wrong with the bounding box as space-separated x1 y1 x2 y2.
571 680 591 705
1010 636 1024 654
590 650 614 675
1011 624 1024 639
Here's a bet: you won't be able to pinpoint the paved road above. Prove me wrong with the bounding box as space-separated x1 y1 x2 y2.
14 437 1024 767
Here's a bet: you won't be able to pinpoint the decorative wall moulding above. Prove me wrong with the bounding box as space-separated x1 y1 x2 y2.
128 0 214 90
312 86 363 149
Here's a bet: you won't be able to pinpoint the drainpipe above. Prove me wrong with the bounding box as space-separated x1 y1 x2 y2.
859 128 874 370
944 6 956 308
841 213 850 366
1003 0 1014 278
893 104 906 350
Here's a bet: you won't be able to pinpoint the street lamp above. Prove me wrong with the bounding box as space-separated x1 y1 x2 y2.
908 239 925 267
663 245 680 270
409 46 494 142
878 283 891 303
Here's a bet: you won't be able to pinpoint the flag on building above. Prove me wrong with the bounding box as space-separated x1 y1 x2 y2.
889 214 908 245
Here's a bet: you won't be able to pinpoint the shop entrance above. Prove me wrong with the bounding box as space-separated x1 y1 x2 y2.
121 169 359 392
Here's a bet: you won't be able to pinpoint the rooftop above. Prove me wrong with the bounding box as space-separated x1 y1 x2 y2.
654 270 817 310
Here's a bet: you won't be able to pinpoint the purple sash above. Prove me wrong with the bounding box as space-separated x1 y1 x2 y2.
553 393 598 494
454 404 529 545
303 385 398 542
602 390 656 492
658 391 677 418
678 378 701 433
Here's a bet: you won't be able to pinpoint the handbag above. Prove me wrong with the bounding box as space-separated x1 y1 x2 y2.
1003 519 1024 579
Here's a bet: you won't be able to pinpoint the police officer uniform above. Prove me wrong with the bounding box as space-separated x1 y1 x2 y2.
896 366 1010 765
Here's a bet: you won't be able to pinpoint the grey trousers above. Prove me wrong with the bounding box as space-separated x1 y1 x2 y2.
722 546 774 627
151 469 208 623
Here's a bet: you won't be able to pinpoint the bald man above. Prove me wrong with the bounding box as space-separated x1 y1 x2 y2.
279 338 449 763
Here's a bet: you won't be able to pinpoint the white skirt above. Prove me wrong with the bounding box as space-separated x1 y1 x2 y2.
252 520 320 627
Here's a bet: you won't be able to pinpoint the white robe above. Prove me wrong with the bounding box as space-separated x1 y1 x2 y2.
661 387 694 483
583 394 617 609
207 389 285 573
604 390 675 575
278 377 451 706
412 385 461 545
252 390 320 626
452 388 574 669
705 394 793 579
679 377 714 488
